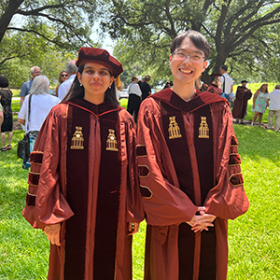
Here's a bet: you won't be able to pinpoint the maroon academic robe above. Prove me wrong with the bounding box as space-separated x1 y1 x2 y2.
232 86 252 119
136 89 249 280
22 98 144 280
206 84 222 95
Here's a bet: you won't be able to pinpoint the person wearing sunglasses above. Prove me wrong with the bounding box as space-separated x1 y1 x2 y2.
137 30 249 280
55 70 68 97
58 60 78 100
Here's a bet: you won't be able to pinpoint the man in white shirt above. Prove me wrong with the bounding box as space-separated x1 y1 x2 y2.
58 60 78 100
220 65 233 103
127 75 142 123
267 84 280 131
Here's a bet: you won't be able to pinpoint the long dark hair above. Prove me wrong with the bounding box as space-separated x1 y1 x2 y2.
62 64 119 105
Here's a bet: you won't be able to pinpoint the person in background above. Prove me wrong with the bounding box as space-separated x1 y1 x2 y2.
140 75 151 101
0 76 13 152
137 30 249 280
232 80 252 124
195 74 208 92
220 65 233 102
251 83 269 126
22 47 144 280
127 75 142 123
58 60 78 100
163 82 171 89
55 70 68 97
0 103 4 129
20 66 41 107
267 84 280 131
206 73 222 95
114 76 123 101
138 77 145 88
18 76 60 169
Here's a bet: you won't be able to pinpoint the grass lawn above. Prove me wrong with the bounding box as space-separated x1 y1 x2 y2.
1 94 279 279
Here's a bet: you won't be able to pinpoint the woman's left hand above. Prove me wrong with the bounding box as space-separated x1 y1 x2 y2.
128 222 140 235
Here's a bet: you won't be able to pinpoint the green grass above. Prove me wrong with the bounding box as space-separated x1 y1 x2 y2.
1 97 279 279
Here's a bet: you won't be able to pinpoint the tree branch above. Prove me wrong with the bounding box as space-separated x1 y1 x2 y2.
6 27 65 46
0 52 30 65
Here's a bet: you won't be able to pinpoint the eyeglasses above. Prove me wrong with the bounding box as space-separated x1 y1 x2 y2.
61 74 68 77
34 71 41 74
171 51 205 61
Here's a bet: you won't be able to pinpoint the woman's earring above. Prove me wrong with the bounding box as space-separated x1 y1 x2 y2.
109 86 111 89
80 83 83 87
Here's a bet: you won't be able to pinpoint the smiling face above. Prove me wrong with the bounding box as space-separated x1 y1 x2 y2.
77 62 114 102
169 37 208 87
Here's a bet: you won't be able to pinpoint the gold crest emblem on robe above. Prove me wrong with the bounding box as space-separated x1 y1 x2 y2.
106 129 118 151
71 126 84 149
198 117 209 138
168 116 182 139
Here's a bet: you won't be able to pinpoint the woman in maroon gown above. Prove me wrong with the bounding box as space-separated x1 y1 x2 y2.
23 47 144 280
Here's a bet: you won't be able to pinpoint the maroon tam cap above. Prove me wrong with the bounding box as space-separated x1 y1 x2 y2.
210 73 222 77
76 47 123 78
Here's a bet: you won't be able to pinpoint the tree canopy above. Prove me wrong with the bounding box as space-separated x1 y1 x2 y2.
0 0 100 86
99 0 280 83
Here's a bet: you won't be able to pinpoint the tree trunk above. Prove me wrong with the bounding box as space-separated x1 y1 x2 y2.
212 53 227 73
0 0 24 44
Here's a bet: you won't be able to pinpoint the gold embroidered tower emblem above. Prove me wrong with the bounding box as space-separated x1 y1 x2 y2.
198 117 209 138
106 129 118 151
71 126 84 149
168 116 182 139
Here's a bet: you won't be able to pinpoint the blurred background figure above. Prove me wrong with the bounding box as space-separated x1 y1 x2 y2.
267 84 280 131
140 75 151 101
127 75 142 123
58 60 78 100
55 70 68 97
0 103 3 129
18 75 60 169
195 74 208 92
232 79 252 124
251 83 269 126
20 66 41 107
220 65 233 102
206 73 222 95
115 75 123 101
163 82 171 89
0 76 13 152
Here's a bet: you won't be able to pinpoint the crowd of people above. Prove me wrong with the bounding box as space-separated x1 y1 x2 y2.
0 28 278 280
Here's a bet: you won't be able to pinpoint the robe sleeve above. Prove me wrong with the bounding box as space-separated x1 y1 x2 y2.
22 108 74 229
125 114 145 223
205 104 249 219
137 101 198 226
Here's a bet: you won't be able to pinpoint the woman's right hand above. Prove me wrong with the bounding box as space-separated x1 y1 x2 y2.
44 223 61 246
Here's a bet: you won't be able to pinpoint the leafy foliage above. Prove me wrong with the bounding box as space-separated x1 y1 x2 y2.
99 0 280 82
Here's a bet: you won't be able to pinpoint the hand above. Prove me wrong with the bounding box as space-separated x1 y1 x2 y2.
44 223 61 246
186 206 206 227
127 222 140 236
192 214 216 233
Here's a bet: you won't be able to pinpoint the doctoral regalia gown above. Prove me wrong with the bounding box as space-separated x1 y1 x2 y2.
232 86 252 119
22 98 144 280
206 83 222 96
136 89 249 280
